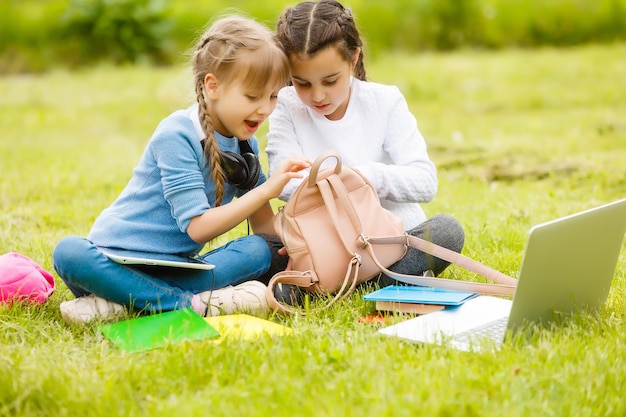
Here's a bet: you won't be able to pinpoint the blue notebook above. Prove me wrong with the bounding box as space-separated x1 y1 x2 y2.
364 286 478 306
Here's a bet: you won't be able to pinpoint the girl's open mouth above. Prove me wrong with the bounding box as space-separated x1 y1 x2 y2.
245 120 260 132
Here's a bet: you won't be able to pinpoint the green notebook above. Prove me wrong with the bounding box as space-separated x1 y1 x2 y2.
100 308 220 352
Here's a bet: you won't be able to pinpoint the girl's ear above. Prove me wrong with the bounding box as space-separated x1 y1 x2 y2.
350 47 361 69
204 73 220 99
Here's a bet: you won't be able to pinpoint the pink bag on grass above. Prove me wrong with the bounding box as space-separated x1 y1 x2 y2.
0 252 55 304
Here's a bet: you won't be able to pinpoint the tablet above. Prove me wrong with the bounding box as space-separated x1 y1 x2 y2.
101 249 215 271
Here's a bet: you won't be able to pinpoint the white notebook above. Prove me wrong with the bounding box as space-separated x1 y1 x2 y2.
101 249 215 271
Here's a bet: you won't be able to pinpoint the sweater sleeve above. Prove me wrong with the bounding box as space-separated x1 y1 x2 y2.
353 87 438 204
266 89 310 201
151 124 210 233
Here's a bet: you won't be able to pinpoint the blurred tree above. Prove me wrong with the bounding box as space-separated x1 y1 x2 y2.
61 0 175 65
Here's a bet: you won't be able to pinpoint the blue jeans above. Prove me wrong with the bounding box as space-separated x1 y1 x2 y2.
52 235 271 313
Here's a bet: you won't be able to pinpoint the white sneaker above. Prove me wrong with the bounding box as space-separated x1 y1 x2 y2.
60 295 126 324
199 281 269 317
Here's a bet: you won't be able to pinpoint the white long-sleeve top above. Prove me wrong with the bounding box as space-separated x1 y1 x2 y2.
266 77 438 230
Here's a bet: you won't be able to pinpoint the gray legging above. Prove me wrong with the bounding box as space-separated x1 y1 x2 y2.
257 213 465 287
377 214 465 286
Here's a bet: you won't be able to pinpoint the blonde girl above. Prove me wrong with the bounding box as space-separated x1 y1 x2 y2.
53 16 310 323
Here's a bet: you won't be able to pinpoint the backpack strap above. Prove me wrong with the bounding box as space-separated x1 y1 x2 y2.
364 235 517 296
266 256 362 315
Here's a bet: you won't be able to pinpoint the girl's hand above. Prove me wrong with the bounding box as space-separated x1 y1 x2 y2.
189 157 311 243
262 157 311 199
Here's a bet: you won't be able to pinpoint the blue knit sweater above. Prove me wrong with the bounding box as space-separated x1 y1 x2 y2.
88 105 266 256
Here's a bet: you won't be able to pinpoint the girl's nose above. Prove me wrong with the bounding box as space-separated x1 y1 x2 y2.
311 86 325 103
257 98 272 116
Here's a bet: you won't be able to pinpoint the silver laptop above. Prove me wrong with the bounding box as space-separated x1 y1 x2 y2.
101 248 215 271
379 198 626 351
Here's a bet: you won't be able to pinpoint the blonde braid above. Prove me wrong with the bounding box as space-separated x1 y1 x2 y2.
192 27 228 207
194 78 226 206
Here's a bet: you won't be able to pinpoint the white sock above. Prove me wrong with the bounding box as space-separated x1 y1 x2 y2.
190 294 207 316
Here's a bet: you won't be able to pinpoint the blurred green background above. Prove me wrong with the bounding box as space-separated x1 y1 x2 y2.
2 0 625 73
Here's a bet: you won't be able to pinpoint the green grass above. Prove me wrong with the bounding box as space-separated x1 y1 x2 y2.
1 43 626 416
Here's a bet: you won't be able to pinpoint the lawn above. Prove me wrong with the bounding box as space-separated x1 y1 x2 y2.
1 43 625 416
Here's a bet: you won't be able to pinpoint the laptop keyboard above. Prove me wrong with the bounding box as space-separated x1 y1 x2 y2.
452 317 509 346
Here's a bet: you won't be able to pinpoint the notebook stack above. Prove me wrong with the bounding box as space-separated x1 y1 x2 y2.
364 286 478 315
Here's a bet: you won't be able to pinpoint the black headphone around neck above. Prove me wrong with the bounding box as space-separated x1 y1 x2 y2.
221 140 261 190
201 139 260 190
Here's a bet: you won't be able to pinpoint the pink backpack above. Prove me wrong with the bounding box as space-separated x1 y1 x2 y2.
0 252 55 304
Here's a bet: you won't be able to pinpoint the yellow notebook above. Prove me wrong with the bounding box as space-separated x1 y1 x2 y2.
204 314 293 341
